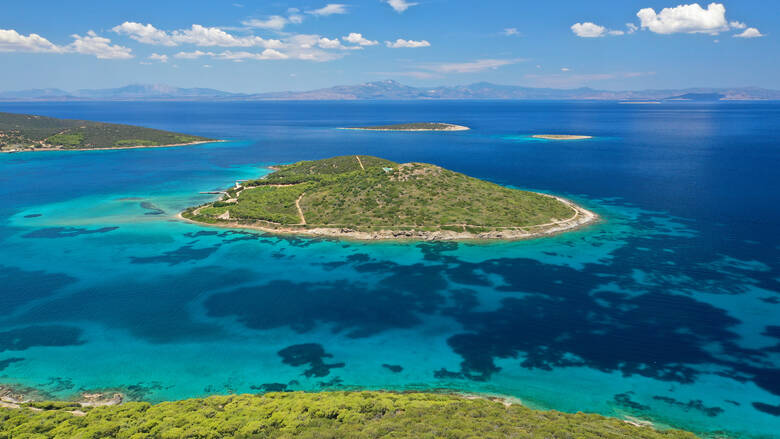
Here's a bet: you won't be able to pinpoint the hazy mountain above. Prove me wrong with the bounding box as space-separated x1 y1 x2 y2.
2 80 779 101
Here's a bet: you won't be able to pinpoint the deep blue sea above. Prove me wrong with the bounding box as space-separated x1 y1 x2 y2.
0 101 778 437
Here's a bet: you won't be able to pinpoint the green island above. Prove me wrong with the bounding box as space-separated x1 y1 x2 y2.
342 122 470 131
0 391 697 438
0 112 214 152
181 155 597 240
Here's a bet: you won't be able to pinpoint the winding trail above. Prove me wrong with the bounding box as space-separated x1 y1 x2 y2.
355 155 365 171
295 193 306 225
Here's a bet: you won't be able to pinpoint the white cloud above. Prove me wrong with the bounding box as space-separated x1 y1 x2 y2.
384 0 418 13
0 28 63 53
242 16 289 30
0 28 132 59
426 58 521 74
318 37 343 49
343 33 378 46
637 3 729 35
112 22 282 48
571 22 608 38
560 67 570 72
112 22 175 46
734 27 763 38
730 21 747 29
626 23 638 34
149 53 168 62
503 28 519 36
307 4 348 16
215 49 289 60
69 31 133 59
385 38 430 48
174 50 213 59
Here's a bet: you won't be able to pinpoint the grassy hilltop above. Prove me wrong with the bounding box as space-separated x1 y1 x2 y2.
0 391 697 438
0 112 213 151
183 155 585 238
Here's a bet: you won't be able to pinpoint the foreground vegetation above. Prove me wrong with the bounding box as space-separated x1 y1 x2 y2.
182 155 577 236
0 112 212 151
0 391 697 438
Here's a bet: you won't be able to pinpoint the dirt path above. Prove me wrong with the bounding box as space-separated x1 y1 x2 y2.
355 155 365 170
295 193 306 225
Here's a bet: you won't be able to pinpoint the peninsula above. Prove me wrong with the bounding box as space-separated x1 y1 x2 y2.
181 155 597 240
532 134 592 140
343 122 469 131
0 112 214 152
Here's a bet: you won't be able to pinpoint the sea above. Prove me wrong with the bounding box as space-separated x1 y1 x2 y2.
0 101 778 438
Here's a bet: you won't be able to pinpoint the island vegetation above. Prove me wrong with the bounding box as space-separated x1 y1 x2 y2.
0 390 697 438
531 134 592 140
181 155 597 240
0 112 214 152
343 122 470 131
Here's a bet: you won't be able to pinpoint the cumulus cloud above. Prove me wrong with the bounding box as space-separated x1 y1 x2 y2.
174 50 213 59
69 31 133 59
503 28 519 36
730 21 747 30
637 3 729 35
242 16 289 30
148 53 168 62
111 22 175 46
215 49 289 60
112 22 282 48
626 23 638 34
734 27 763 38
425 58 521 74
385 38 430 48
571 22 609 38
0 28 132 59
384 0 418 13
0 28 63 53
342 33 378 46
307 4 348 16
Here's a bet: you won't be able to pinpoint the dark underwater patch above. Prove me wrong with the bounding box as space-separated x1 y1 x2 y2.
0 265 77 314
382 364 403 373
751 402 780 416
651 396 724 417
277 343 344 378
613 392 649 411
23 214 42 218
140 202 165 216
0 325 84 352
0 357 23 371
22 226 119 239
250 383 288 392
15 266 254 343
130 244 219 265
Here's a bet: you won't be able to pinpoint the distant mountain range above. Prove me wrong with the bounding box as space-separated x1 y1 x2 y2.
1 80 778 101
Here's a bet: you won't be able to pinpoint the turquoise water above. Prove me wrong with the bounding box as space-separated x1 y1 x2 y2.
0 101 778 437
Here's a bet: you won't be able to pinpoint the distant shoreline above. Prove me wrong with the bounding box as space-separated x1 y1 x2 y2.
531 134 592 140
340 123 470 132
1 139 223 153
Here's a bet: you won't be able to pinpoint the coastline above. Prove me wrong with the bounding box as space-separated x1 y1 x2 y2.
0 139 223 153
531 134 592 140
177 194 599 242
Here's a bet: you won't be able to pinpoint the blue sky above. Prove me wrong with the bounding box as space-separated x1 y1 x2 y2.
0 1 776 92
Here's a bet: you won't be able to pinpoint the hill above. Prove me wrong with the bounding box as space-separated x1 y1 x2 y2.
0 391 697 438
2 80 779 101
181 155 597 240
0 112 214 152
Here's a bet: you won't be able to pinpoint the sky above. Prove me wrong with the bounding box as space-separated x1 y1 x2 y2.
0 1 777 92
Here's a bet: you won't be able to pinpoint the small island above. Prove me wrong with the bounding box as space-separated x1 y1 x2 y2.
0 112 215 152
342 122 470 131
531 134 592 140
181 155 597 241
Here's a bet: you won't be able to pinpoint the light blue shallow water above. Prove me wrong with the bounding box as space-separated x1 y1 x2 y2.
0 101 778 438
